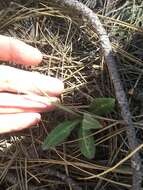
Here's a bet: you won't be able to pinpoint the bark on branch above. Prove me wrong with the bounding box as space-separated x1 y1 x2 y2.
50 0 142 189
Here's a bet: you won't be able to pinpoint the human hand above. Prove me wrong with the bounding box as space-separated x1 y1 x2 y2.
0 35 64 133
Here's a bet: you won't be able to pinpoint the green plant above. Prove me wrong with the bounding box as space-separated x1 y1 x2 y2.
42 97 115 159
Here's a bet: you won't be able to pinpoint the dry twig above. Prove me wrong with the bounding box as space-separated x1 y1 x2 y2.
1 167 82 190
41 167 82 190
50 0 142 189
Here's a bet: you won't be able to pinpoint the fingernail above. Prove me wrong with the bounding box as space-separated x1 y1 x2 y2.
47 78 64 95
34 113 41 121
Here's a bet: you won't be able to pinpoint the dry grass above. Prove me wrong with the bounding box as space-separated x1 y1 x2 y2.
0 0 143 189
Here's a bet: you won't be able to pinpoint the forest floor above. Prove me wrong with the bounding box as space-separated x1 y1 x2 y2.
0 0 143 189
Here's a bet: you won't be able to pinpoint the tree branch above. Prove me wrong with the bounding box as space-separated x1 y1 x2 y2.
50 0 142 189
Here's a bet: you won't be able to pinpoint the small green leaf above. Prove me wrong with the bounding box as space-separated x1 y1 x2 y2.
42 120 80 150
79 127 95 159
89 98 115 115
82 113 102 130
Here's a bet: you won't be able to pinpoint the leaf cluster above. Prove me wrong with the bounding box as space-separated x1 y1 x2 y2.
42 98 115 159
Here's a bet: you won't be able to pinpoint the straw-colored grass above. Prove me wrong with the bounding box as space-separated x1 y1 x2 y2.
0 0 143 189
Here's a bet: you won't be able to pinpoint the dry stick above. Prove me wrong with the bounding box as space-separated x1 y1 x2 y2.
2 168 82 190
41 167 82 190
50 0 142 189
32 146 82 190
0 158 82 190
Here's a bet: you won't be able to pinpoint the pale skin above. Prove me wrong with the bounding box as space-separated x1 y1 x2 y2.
0 35 64 133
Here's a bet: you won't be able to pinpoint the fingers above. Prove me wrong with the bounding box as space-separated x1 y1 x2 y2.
0 35 42 65
0 113 41 133
0 93 58 114
0 66 64 96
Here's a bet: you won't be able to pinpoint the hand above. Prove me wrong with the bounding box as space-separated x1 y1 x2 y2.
0 35 64 133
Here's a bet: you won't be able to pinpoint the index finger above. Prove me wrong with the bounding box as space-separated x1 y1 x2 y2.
0 35 42 65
